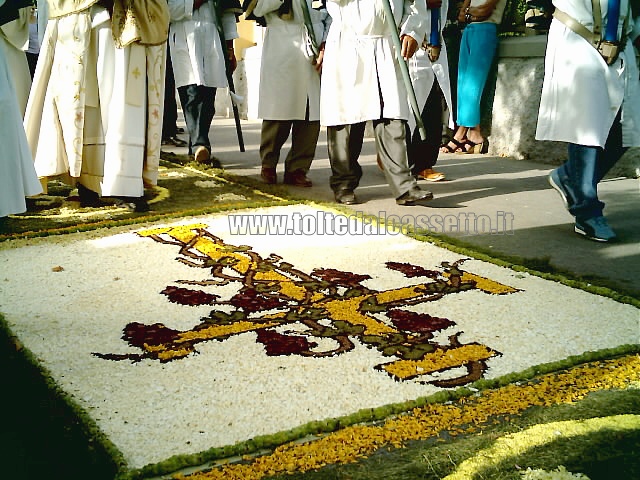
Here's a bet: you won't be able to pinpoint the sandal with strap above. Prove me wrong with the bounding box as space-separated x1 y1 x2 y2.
440 138 465 153
457 138 486 154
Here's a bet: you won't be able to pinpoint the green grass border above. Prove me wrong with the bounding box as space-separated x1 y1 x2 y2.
6 302 633 480
122 345 640 479
1 162 638 478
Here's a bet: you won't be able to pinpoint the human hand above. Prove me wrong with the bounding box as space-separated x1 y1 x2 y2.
401 35 419 60
314 43 325 74
228 48 237 72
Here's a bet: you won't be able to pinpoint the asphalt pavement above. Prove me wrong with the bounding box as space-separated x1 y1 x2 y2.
164 117 640 300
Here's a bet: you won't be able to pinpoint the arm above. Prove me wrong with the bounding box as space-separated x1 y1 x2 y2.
253 0 286 17
400 0 427 59
314 2 332 73
168 0 194 21
221 11 239 72
459 0 500 23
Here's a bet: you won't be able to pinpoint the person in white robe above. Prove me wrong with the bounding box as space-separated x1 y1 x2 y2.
320 0 434 206
168 0 240 167
0 3 31 113
0 0 42 221
406 0 454 182
251 0 331 187
536 0 640 242
24 0 169 212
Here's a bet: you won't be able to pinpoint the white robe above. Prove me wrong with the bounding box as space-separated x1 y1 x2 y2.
168 0 239 89
24 5 166 197
0 7 31 114
0 8 42 217
320 0 426 126
253 0 331 121
536 0 640 147
407 0 453 133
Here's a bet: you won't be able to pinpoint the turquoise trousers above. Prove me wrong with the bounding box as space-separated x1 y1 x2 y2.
456 23 498 127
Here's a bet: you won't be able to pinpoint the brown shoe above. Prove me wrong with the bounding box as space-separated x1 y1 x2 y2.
417 168 445 182
283 170 312 187
194 145 210 165
261 167 277 184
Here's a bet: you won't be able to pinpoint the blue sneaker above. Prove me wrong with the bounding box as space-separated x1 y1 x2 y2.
548 169 573 211
574 216 617 242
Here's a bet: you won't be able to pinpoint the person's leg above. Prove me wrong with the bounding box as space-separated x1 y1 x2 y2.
409 81 444 179
374 118 432 203
162 44 178 140
26 52 38 79
259 119 292 184
564 134 623 242
177 84 216 153
597 110 626 182
283 120 320 186
178 84 216 164
455 23 498 148
327 122 365 201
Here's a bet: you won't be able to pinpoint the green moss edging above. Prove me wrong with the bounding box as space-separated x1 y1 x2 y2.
122 344 640 479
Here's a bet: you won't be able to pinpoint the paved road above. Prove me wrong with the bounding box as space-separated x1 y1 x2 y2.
181 118 640 300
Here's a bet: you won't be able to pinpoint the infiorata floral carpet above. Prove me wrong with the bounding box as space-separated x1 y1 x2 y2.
0 204 638 480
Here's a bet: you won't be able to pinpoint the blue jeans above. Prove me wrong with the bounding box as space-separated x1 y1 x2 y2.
178 84 217 154
559 111 626 220
456 23 498 127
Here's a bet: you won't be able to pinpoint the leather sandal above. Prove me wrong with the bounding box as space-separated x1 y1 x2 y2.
458 138 486 154
440 138 465 153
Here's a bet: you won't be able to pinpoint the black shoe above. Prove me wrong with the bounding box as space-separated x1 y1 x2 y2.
396 188 434 206
77 183 104 207
115 196 150 213
162 135 187 147
209 156 223 169
335 190 357 205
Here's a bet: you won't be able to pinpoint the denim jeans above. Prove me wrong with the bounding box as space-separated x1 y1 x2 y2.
560 111 626 220
177 84 217 154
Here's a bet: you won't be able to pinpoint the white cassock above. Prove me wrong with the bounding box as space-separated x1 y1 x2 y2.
24 4 166 197
0 6 31 114
0 0 42 218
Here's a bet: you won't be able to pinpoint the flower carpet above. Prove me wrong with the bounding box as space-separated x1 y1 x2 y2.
0 202 638 479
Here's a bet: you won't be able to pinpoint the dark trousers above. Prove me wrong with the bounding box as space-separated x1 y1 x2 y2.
178 84 217 154
260 119 320 173
162 44 178 139
26 52 38 79
327 119 416 198
407 81 443 175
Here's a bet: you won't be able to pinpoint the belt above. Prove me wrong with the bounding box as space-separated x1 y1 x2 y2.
553 7 629 66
